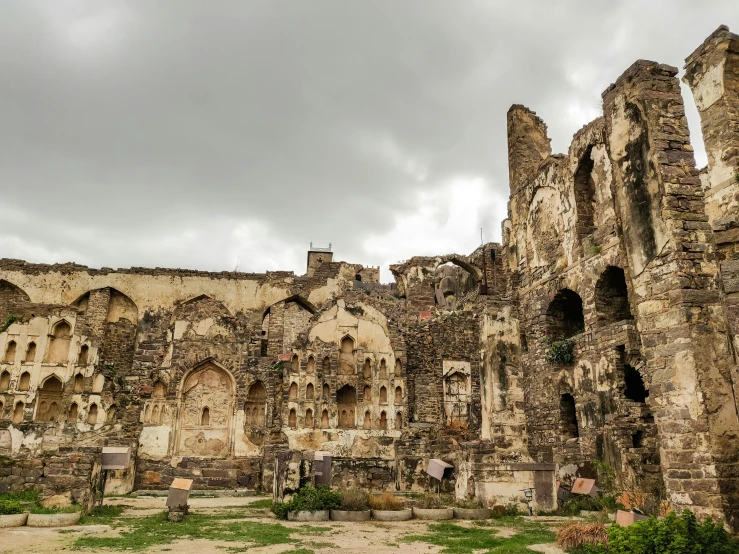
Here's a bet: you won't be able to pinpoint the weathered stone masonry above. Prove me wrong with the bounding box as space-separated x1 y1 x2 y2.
0 25 738 531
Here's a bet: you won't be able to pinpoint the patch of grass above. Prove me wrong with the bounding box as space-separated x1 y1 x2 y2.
295 525 331 535
80 505 124 525
248 498 273 509
403 522 555 554
0 490 41 503
29 504 82 514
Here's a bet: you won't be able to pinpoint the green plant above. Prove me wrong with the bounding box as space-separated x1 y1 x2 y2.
339 489 369 511
545 338 576 364
403 521 555 553
0 314 17 333
0 500 23 515
416 494 444 509
369 492 405 511
271 486 341 519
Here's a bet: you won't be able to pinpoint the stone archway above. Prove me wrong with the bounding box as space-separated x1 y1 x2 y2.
177 361 235 457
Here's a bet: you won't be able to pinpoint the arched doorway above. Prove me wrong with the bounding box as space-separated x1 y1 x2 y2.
177 362 235 457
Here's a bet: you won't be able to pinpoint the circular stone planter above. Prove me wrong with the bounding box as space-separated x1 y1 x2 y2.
0 513 28 528
413 507 454 521
371 509 413 522
330 510 371 522
27 511 81 527
287 510 329 522
453 508 492 520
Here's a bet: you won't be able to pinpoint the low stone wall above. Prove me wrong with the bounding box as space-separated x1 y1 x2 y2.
135 456 263 490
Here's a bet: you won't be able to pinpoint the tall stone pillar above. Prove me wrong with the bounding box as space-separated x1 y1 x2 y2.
603 60 739 529
507 105 552 195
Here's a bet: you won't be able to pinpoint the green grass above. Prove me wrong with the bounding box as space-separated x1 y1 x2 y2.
248 498 273 509
80 505 124 525
0 490 41 503
403 522 556 554
29 504 82 514
72 511 334 551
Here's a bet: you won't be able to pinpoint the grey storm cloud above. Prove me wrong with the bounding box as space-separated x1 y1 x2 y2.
0 1 737 280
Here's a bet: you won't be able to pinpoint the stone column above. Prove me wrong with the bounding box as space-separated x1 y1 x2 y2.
603 60 739 528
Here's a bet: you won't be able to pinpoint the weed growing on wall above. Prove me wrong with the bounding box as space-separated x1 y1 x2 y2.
544 338 576 364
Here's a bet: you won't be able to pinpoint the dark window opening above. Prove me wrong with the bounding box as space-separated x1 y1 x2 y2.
623 364 648 403
595 266 633 324
574 146 597 241
547 289 585 338
632 430 644 448
560 393 579 439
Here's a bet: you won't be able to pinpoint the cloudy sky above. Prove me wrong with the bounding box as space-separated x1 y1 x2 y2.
1 1 736 281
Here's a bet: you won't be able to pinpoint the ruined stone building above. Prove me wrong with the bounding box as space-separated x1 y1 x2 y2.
0 25 738 530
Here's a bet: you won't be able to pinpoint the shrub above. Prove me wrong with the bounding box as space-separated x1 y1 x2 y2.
270 485 341 519
455 498 484 509
557 523 608 550
339 489 370 511
416 494 444 509
544 338 576 364
369 492 405 511
0 500 23 515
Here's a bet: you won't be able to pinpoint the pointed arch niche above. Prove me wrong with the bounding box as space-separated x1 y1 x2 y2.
177 361 235 457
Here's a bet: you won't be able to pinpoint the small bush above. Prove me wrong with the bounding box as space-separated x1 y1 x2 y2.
416 494 444 509
339 489 369 511
270 486 341 519
0 500 23 515
557 523 608 550
544 338 576 364
455 498 484 509
369 492 405 511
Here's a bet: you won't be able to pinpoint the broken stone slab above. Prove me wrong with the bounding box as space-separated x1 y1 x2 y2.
287 510 329 522
27 512 81 527
412 507 454 520
0 513 28 528
330 509 371 521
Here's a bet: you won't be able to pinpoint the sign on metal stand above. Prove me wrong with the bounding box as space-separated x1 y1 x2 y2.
314 451 332 486
426 459 453 498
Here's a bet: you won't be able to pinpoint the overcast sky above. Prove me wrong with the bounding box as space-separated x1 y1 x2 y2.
1 1 736 282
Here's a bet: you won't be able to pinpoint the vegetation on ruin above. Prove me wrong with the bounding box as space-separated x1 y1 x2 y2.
338 488 370 511
454 497 485 509
368 492 406 511
0 314 17 333
73 510 331 551
0 500 23 514
544 337 576 364
403 521 555 553
563 510 738 554
415 494 445 509
271 485 341 519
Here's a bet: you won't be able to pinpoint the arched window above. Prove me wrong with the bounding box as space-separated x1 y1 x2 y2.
288 382 298 400
0 370 9 392
363 385 372 402
12 401 24 423
36 376 63 422
288 408 297 429
363 358 371 378
78 345 89 365
306 356 315 374
87 403 98 424
379 411 387 430
246 381 266 426
68 403 79 423
560 394 579 440
305 408 314 428
339 336 355 375
363 410 371 429
18 371 30 391
337 385 357 429
546 289 584 339
152 381 167 398
24 342 36 363
201 407 210 426
394 386 402 404
73 373 84 393
574 145 597 242
291 355 299 374
379 359 388 378
3 340 16 363
395 411 403 429
322 383 329 399
46 320 72 363
623 365 648 403
306 383 314 400
379 386 387 404
595 267 633 324
322 356 331 373
355 274 362 281
321 409 329 428
394 359 401 377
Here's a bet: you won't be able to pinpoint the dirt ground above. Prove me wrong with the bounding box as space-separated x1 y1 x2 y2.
0 495 566 554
